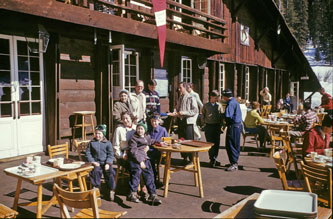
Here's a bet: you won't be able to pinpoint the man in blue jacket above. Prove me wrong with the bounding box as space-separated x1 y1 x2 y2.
222 89 242 171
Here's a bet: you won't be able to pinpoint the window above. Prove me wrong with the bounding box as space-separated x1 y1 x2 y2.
240 24 249 46
218 63 225 96
245 66 249 100
181 57 192 83
110 45 139 99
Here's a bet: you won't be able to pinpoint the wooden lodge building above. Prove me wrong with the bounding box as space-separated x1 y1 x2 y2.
0 0 321 159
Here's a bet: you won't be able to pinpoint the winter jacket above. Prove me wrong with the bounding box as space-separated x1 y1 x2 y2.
86 138 114 165
128 133 158 163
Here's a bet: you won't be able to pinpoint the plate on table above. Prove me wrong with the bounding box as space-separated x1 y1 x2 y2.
312 158 325 163
48 158 56 163
71 161 85 165
58 163 82 170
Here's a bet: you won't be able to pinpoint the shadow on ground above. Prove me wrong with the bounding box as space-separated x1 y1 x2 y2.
224 185 264 195
201 201 232 214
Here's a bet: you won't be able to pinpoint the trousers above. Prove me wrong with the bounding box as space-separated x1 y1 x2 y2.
178 118 194 161
225 123 242 165
129 159 156 194
204 124 221 162
89 164 116 190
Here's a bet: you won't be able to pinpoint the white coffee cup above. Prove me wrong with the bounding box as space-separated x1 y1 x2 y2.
58 157 64 166
26 156 33 164
34 156 41 164
310 151 317 159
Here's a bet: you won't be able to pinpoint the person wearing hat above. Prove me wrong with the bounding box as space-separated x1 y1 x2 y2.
113 89 135 126
148 113 168 185
222 88 242 171
260 87 271 105
86 124 116 201
127 122 162 205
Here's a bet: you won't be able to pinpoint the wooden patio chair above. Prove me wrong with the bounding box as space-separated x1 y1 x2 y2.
0 203 18 218
264 105 272 118
317 113 326 126
300 161 332 209
281 131 301 179
53 184 127 218
73 139 91 191
48 142 82 193
157 137 172 182
268 125 285 157
260 105 267 117
272 152 303 191
241 123 259 151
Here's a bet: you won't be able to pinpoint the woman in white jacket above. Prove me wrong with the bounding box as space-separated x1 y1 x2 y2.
112 112 136 165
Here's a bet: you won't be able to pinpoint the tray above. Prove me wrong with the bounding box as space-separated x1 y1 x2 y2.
180 140 213 147
254 190 317 218
5 165 59 179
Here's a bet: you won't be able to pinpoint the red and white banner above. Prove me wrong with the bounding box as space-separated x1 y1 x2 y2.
152 0 166 67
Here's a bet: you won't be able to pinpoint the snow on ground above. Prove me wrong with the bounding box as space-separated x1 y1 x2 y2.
303 41 333 108
305 65 333 108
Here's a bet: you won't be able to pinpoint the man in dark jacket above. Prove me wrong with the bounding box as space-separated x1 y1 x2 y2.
86 124 116 201
127 123 162 205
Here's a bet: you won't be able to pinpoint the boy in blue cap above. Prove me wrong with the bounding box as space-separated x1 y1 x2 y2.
86 124 116 201
127 122 162 205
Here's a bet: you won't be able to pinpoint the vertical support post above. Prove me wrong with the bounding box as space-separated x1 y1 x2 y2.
233 64 237 97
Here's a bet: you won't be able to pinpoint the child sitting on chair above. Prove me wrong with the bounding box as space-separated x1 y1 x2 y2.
127 122 162 205
86 124 116 201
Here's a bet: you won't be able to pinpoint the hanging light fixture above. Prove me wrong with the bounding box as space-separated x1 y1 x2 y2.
25 24 50 53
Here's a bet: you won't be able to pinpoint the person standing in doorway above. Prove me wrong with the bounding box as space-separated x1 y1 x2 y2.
186 83 203 140
201 90 223 168
131 80 146 123
169 82 199 165
260 87 271 105
222 89 242 171
283 93 292 113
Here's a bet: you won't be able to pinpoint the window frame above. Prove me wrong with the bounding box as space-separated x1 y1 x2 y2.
218 63 225 96
180 56 192 83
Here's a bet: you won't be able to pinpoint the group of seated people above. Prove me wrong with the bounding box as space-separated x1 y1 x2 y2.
242 99 333 157
85 112 167 205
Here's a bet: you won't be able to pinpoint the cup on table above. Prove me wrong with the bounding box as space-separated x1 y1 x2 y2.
33 156 41 165
310 151 318 159
57 158 64 166
26 156 33 164
324 148 333 157
320 108 325 113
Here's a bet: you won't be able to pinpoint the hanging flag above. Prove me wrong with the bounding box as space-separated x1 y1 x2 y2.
152 0 166 67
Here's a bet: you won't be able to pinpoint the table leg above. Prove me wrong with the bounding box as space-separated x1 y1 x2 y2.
13 179 22 210
77 173 85 191
195 152 204 198
36 184 43 218
192 152 198 187
82 115 85 140
163 152 171 198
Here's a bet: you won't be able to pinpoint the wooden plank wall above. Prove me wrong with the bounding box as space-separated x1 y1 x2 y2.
58 36 96 139
211 2 273 69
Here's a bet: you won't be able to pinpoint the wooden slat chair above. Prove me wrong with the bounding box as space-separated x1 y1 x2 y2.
272 152 303 191
281 131 301 180
268 125 285 157
48 142 81 193
53 184 127 218
73 140 91 191
317 113 326 126
264 105 272 118
241 123 259 151
157 137 172 182
260 105 267 118
0 203 18 219
300 161 332 209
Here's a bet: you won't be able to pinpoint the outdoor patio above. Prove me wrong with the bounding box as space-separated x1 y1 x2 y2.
0 132 285 218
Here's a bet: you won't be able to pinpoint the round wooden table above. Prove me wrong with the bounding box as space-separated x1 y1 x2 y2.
154 141 213 198
304 157 333 168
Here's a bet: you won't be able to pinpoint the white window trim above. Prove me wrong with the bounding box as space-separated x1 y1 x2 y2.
245 66 250 100
218 63 225 96
180 56 192 83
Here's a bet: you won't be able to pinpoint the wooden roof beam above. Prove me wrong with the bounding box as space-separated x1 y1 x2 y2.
231 0 248 22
